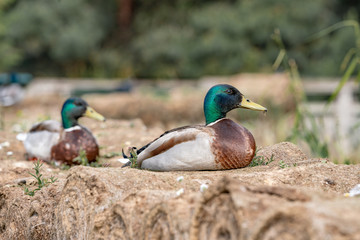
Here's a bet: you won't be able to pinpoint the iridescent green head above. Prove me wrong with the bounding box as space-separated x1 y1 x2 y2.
203 84 267 125
61 97 105 129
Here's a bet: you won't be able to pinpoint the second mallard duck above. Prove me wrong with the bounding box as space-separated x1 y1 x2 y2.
123 84 267 171
23 97 105 165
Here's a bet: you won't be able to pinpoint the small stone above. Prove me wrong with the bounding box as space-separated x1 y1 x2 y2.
17 179 27 186
1 141 10 147
176 188 184 196
324 179 335 185
176 176 184 182
200 183 209 192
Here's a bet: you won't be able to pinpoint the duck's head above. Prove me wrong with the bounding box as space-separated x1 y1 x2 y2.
61 97 106 129
203 84 267 125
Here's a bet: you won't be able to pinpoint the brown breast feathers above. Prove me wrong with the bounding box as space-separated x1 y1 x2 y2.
51 127 99 165
209 119 256 169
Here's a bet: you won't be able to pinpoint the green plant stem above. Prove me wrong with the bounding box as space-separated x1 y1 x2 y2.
24 160 57 196
273 29 329 158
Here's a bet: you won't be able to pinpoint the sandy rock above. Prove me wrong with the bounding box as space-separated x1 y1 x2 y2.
190 176 360 240
257 142 309 167
1 126 360 240
0 156 359 239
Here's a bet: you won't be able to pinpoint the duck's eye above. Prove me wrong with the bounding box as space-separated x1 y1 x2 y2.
225 89 233 94
74 101 83 106
246 99 250 102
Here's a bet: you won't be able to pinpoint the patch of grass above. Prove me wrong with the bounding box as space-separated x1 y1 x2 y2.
59 164 71 170
279 160 289 169
128 147 138 168
274 22 360 164
278 160 297 168
72 149 105 167
102 151 122 158
72 149 89 165
344 159 351 165
272 29 330 159
309 20 360 103
249 150 275 167
24 160 57 196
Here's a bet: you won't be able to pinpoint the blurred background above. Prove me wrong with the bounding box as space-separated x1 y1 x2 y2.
0 0 359 163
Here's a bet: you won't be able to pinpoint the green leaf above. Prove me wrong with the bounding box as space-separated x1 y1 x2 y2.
327 58 358 104
340 48 356 71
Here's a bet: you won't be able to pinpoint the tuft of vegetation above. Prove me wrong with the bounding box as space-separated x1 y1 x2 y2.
308 20 360 103
128 147 139 168
72 149 89 166
249 151 275 167
273 19 360 163
72 149 104 167
102 151 122 158
272 29 330 159
24 160 57 196
279 160 289 169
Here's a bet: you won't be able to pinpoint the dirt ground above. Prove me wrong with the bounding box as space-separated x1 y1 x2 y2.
0 83 360 239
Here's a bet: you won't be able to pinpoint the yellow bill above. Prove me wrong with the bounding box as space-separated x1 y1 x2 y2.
84 106 106 121
239 96 267 112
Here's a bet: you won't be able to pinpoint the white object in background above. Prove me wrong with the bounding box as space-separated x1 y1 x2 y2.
0 84 25 106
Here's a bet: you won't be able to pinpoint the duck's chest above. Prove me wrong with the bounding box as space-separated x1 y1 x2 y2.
51 126 99 163
209 119 256 169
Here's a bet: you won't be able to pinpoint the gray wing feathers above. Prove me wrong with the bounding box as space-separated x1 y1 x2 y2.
29 120 62 133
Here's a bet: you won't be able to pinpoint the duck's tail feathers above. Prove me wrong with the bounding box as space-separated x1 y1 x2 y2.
122 148 129 158
119 148 131 168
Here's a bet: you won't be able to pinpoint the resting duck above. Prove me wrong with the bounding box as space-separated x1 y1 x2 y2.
123 84 267 171
23 97 105 165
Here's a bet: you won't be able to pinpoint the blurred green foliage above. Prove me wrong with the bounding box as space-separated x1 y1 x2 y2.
0 0 359 78
0 0 22 71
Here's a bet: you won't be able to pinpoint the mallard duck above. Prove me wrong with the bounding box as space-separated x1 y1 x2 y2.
122 84 267 171
23 97 105 165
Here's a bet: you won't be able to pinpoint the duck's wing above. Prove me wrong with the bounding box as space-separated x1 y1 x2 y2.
136 125 203 155
137 125 214 168
120 125 205 168
24 120 62 161
29 120 62 133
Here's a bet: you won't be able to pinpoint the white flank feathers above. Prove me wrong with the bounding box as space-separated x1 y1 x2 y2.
140 128 216 171
24 131 60 160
